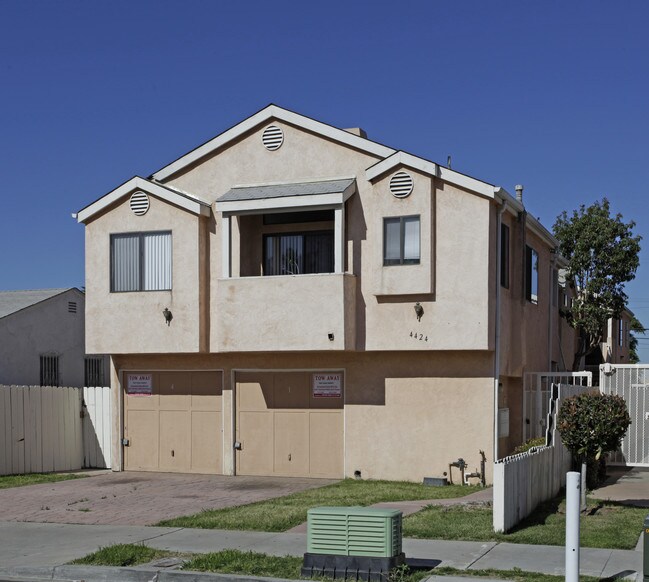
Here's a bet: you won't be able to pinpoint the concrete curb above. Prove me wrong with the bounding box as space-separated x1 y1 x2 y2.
1 565 299 582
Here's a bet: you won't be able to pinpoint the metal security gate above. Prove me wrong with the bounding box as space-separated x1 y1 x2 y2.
523 372 592 442
600 364 649 467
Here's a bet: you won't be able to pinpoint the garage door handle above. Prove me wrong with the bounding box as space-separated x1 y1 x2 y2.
288 454 291 461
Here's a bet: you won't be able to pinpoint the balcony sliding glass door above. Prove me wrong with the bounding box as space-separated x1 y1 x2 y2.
264 231 334 276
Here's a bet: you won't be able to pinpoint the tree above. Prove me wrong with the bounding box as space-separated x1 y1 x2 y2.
553 199 641 370
629 316 645 364
557 392 631 488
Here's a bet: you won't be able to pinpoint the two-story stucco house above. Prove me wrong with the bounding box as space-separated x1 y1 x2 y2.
77 105 575 482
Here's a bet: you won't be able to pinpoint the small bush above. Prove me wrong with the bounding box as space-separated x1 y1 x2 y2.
513 437 546 455
557 392 630 487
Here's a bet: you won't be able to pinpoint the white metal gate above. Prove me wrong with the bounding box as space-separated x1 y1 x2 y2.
523 372 592 442
599 364 649 467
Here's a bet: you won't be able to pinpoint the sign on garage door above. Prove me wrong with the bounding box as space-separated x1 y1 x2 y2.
236 371 343 478
124 370 223 474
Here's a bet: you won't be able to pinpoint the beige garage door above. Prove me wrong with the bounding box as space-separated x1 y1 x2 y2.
236 371 343 478
124 371 222 474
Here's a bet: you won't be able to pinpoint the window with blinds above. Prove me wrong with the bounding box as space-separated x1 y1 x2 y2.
383 216 420 265
110 231 172 292
263 231 334 276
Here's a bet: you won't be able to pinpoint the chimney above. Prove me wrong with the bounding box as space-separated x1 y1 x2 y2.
515 184 524 203
344 128 367 139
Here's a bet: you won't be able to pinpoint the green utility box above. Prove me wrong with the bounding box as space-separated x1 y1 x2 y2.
307 506 402 557
644 514 649 582
302 507 405 580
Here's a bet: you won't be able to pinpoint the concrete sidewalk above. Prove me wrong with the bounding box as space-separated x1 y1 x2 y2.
0 521 642 581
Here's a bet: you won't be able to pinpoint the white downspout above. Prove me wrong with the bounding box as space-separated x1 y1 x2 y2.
494 199 507 462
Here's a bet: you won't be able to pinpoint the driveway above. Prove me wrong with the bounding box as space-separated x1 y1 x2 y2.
0 471 335 526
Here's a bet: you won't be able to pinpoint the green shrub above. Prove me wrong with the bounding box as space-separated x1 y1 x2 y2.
557 392 630 487
513 437 546 455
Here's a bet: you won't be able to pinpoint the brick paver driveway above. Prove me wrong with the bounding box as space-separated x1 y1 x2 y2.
0 471 335 526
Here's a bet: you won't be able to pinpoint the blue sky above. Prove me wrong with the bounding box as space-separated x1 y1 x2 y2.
1 1 648 360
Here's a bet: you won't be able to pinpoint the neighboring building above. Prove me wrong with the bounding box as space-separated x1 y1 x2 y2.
0 288 89 387
590 308 635 367
77 104 576 482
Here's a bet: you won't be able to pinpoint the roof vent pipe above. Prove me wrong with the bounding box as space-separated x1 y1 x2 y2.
515 184 524 202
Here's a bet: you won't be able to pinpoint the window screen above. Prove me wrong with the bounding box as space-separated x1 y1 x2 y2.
111 231 172 292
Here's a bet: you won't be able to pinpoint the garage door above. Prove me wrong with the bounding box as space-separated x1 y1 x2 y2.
236 371 343 478
124 371 222 473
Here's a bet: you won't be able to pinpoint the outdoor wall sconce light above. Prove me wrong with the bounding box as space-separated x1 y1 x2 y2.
328 333 335 341
162 307 173 326
414 302 424 321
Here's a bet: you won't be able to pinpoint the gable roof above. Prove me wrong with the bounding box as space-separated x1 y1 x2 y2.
151 104 395 182
0 288 80 320
77 176 211 224
77 104 559 249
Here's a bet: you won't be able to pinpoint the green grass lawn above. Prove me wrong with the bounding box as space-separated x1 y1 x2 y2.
70 546 598 582
157 479 473 531
403 496 646 549
156 478 644 551
0 472 87 489
71 543 173 567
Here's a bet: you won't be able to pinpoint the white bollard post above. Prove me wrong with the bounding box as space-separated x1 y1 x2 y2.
565 471 581 582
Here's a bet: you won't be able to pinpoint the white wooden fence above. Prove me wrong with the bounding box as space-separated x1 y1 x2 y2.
0 385 111 476
493 382 592 533
82 386 112 469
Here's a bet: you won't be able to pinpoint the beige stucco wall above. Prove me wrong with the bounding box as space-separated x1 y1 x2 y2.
215 274 356 351
498 217 572 377
0 289 86 386
85 194 204 354
163 119 492 353
111 351 495 483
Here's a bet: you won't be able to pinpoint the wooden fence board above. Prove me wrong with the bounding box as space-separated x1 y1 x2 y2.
0 385 109 476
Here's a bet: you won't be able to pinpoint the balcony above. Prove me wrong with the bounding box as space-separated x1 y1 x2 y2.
214 273 356 352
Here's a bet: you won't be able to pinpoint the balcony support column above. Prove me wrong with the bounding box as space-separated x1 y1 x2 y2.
334 205 344 274
222 214 231 278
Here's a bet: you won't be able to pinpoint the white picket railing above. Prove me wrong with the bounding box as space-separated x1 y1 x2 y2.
493 382 592 533
0 385 111 476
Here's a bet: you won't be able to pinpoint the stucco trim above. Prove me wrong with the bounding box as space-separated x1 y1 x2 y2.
365 151 438 181
151 104 395 182
77 177 211 223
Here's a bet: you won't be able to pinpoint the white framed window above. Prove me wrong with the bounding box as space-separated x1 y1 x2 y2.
110 231 172 292
383 216 420 266
525 245 539 304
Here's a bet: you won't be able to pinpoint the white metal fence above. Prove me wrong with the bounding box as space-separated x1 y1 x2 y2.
493 382 591 533
0 385 111 476
599 364 649 467
523 372 592 442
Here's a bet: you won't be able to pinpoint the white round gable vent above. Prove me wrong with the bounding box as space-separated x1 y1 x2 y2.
129 191 150 216
262 125 284 151
389 171 414 198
